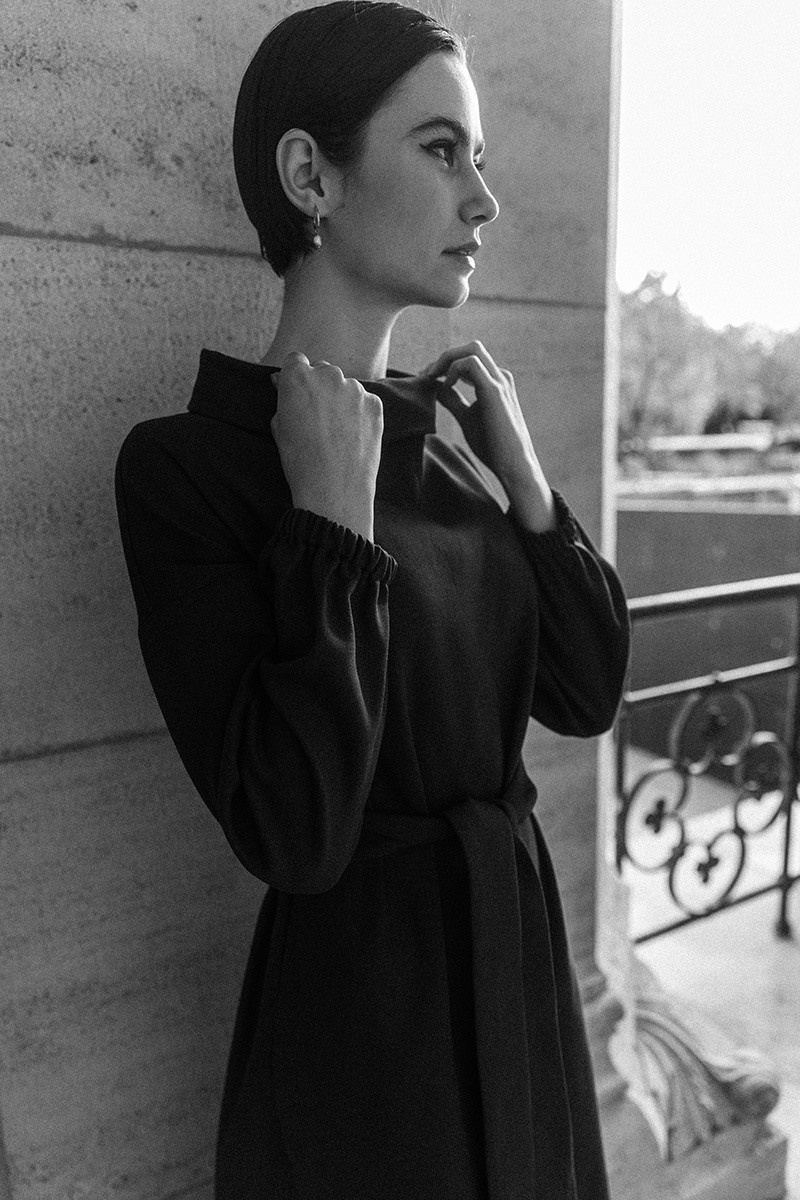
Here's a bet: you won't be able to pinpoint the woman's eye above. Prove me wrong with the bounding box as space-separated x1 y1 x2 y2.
425 142 487 175
426 141 457 166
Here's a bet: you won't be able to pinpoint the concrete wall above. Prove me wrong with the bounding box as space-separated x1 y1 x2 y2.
0 1 617 1194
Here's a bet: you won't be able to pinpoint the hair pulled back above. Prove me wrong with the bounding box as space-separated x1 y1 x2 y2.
233 1 465 276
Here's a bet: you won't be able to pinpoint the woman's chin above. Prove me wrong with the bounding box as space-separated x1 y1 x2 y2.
449 284 471 309
387 269 471 311
418 278 471 310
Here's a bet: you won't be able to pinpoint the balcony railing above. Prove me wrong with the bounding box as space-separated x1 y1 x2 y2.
615 573 800 944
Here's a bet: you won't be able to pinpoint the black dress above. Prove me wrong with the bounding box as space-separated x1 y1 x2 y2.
115 349 631 1200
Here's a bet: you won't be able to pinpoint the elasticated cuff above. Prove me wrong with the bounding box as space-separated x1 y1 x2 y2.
511 489 583 560
265 508 398 584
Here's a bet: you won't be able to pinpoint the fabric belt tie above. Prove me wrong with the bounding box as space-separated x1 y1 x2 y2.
355 761 575 1200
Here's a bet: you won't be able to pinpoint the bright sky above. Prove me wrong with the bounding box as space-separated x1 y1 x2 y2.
615 0 800 331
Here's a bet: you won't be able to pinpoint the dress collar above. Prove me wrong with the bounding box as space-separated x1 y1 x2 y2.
188 348 439 443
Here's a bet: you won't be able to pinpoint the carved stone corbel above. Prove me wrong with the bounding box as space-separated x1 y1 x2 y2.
632 958 780 1162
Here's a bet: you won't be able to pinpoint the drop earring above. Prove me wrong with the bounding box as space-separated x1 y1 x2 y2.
311 206 322 250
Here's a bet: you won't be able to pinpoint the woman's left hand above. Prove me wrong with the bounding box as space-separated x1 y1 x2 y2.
421 341 557 533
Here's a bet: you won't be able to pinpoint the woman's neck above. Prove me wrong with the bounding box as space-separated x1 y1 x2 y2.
262 257 402 381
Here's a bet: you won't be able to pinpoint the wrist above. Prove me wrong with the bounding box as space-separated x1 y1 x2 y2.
292 490 375 543
502 463 556 533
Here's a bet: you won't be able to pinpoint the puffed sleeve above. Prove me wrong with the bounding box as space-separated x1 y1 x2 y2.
115 424 397 893
512 489 631 737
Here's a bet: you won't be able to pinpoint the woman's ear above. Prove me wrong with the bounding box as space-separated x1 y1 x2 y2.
275 129 341 220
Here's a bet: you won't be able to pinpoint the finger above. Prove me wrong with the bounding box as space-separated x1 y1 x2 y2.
421 341 503 382
282 350 311 368
420 345 475 377
441 354 497 395
435 384 474 423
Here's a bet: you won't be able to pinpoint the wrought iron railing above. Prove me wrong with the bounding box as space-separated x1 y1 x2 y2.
615 573 800 944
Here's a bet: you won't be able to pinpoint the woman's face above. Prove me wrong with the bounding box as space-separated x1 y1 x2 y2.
325 52 500 310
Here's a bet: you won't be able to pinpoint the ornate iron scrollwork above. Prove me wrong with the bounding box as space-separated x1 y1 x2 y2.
617 682 794 924
670 686 756 774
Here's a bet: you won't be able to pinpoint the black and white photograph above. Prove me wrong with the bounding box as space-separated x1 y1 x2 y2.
0 0 798 1197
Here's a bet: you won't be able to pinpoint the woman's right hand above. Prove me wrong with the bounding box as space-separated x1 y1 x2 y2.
271 352 384 542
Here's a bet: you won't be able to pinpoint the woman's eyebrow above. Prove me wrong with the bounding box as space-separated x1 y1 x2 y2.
408 117 486 156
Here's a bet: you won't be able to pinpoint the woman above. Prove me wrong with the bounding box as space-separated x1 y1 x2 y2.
115 3 631 1197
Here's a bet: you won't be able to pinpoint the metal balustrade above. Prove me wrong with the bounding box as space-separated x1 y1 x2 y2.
615 573 800 944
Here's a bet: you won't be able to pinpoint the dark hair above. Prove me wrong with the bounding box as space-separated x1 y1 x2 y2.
233 1 465 276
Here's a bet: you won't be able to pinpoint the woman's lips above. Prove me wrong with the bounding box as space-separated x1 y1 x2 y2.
443 249 476 268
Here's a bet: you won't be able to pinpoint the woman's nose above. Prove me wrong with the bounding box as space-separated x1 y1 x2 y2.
463 169 500 227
